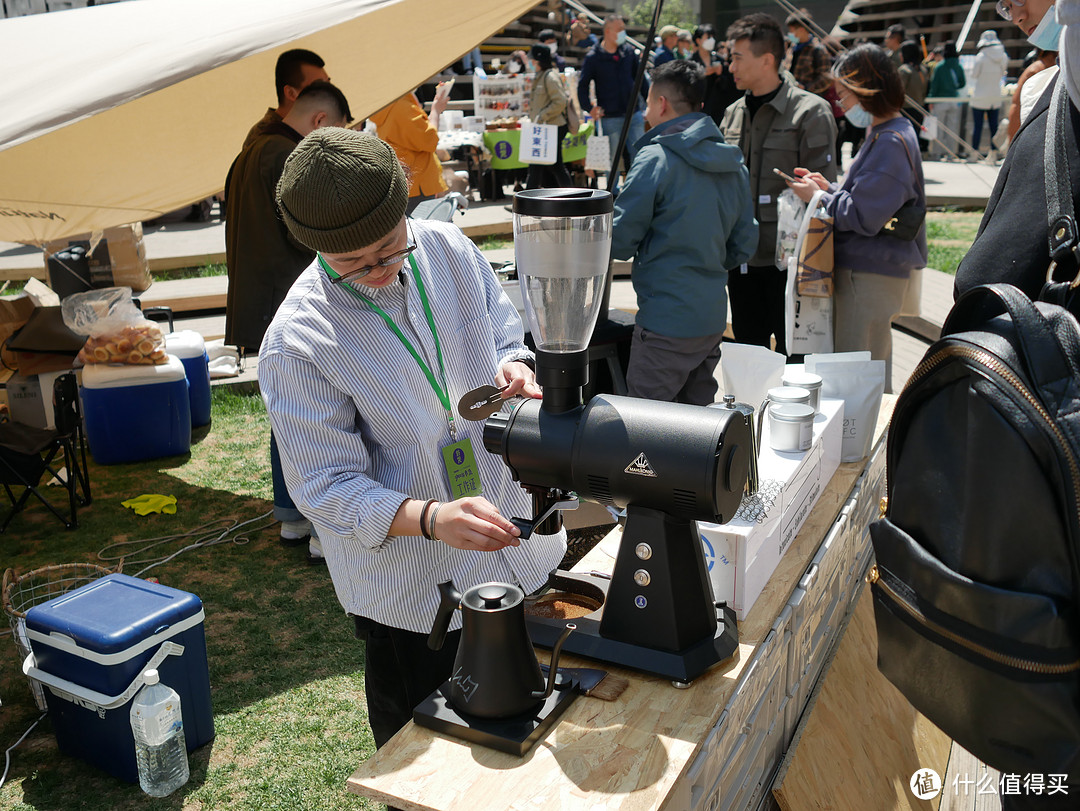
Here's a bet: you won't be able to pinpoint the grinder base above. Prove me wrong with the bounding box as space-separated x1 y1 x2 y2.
526 571 740 683
412 675 578 756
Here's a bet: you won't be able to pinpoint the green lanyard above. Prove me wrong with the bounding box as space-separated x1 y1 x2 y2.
318 252 456 438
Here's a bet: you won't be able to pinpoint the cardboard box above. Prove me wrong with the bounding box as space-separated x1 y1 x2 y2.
0 294 36 370
698 398 844 620
44 223 151 295
6 306 83 376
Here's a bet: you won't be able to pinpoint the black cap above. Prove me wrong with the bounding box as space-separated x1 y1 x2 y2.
513 189 613 217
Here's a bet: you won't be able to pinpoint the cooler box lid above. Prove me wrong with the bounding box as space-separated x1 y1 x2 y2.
164 330 207 360
81 354 186 389
25 573 204 664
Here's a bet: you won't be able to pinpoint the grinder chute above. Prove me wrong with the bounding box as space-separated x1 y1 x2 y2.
483 189 752 684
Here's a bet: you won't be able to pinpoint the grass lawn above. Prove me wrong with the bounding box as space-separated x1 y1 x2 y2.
1 388 380 811
925 209 983 275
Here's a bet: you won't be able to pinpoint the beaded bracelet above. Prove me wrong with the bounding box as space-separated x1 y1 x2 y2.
428 502 444 541
418 499 437 540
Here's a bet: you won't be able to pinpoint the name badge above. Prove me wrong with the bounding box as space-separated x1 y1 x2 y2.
442 437 483 499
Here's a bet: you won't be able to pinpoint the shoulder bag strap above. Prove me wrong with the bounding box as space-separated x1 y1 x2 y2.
1043 77 1080 283
870 129 919 201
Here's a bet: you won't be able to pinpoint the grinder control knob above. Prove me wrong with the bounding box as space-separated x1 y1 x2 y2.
633 569 651 587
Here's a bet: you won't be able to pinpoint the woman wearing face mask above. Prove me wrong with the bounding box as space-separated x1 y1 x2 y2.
785 43 927 391
954 0 1080 307
927 40 966 159
1000 0 1064 136
677 30 695 59
524 43 574 189
502 50 529 75
691 24 739 124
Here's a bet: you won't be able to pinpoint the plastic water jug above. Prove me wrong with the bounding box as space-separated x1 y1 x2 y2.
129 669 190 797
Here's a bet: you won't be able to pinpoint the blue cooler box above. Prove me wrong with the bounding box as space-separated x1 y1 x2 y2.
81 355 191 464
23 573 214 782
165 330 211 428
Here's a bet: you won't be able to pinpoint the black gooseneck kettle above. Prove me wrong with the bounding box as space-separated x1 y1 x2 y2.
427 580 575 719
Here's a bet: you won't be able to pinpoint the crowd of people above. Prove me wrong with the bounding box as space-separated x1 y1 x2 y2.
217 2 1080 777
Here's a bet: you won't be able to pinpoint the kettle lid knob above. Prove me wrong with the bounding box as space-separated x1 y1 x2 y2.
476 585 508 608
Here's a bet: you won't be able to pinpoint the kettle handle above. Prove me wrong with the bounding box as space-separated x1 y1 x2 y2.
427 580 462 651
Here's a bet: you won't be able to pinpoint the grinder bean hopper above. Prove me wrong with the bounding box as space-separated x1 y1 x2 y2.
483 189 751 684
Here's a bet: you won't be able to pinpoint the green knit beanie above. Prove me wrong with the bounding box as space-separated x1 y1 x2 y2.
276 129 408 253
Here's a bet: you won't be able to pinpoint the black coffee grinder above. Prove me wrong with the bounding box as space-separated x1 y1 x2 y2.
483 190 751 684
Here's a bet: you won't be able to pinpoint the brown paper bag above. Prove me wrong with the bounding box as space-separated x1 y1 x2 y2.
796 191 834 298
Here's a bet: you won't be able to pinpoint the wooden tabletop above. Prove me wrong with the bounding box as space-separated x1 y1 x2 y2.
348 398 896 811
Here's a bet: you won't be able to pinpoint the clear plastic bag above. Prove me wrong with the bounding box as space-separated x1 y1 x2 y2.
775 189 807 270
61 287 166 365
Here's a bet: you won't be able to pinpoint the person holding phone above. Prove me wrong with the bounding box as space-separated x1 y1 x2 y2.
720 13 837 357
784 43 926 390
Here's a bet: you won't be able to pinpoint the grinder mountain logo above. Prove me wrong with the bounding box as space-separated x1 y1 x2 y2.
624 452 657 477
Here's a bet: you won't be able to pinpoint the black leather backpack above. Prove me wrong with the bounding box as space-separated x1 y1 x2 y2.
869 79 1080 777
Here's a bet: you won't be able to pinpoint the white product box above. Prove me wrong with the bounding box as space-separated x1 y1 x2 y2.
6 370 69 430
698 398 844 620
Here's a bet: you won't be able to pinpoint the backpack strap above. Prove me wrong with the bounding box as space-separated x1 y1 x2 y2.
943 283 1074 396
1043 77 1080 287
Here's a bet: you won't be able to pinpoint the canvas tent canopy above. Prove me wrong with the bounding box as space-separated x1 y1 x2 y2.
0 0 540 245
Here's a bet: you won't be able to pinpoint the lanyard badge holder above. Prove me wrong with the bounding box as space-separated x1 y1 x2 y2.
318 252 483 499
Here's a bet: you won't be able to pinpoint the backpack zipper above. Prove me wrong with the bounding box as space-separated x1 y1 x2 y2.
906 344 1080 532
868 565 1080 675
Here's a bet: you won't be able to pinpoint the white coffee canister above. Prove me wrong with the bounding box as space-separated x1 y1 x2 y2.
769 402 816 452
766 385 811 407
781 370 823 412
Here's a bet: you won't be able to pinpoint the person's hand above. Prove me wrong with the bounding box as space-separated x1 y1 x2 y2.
591 105 604 119
433 497 522 550
787 168 829 203
496 360 542 399
433 85 451 116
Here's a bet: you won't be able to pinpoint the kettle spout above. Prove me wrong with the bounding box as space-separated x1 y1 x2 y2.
427 580 462 651
531 622 576 700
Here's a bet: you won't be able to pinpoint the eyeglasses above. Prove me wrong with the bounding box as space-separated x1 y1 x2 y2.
995 0 1024 21
330 243 417 284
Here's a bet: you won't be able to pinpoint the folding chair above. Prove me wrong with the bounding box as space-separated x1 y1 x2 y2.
0 372 91 532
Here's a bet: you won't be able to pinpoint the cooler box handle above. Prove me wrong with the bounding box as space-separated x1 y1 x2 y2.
23 640 185 712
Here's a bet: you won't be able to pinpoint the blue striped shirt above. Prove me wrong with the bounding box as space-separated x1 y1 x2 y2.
259 220 566 633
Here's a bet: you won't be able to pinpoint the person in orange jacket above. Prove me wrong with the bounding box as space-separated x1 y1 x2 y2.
368 91 449 214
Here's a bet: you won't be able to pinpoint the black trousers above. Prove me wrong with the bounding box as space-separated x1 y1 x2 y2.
727 264 789 357
352 615 460 748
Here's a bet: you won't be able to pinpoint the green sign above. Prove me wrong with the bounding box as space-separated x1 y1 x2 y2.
483 122 594 170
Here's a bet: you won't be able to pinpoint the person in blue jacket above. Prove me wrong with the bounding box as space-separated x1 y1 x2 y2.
612 60 759 405
578 14 650 172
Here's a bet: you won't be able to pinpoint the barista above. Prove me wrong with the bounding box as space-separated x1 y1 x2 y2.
258 128 567 746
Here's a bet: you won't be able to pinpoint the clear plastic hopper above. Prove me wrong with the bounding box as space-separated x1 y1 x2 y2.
512 190 613 354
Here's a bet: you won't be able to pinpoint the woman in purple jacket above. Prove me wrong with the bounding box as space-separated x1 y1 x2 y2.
786 43 927 389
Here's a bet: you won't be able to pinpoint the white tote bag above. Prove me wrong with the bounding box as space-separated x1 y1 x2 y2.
921 114 938 143
519 122 558 165
785 256 834 355
898 267 923 318
584 119 611 171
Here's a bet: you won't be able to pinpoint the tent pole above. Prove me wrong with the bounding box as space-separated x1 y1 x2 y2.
598 0 663 319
